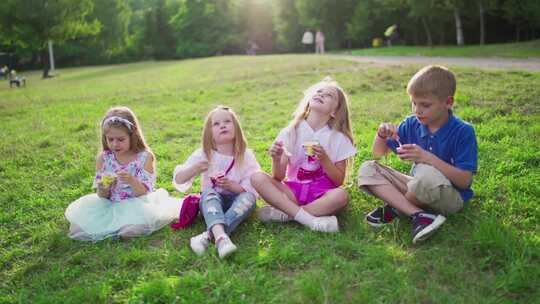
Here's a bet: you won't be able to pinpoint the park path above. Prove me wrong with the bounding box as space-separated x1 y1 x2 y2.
334 55 540 71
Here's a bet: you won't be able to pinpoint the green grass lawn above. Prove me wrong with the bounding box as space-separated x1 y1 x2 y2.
1 55 539 303
345 39 540 58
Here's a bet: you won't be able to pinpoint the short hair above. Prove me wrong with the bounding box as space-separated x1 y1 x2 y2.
407 65 456 100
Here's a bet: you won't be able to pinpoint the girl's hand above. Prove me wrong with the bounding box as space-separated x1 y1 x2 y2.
269 141 284 160
194 160 209 174
377 123 399 141
117 171 136 186
396 144 433 164
215 177 243 193
97 179 115 197
311 144 330 164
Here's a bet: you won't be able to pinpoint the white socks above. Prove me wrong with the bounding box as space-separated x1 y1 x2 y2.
294 208 316 226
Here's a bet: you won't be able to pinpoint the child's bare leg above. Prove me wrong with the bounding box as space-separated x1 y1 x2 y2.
251 172 300 217
69 224 92 240
211 223 226 240
368 184 422 216
303 188 348 216
118 225 148 239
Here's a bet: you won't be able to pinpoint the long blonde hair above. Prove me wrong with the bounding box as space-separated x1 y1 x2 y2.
202 106 247 166
100 106 155 168
289 78 355 183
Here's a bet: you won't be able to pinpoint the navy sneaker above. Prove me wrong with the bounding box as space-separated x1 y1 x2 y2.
366 204 399 227
411 212 446 244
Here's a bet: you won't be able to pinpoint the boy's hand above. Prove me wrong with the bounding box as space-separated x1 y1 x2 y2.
396 144 434 164
194 160 209 174
377 123 400 141
269 141 284 160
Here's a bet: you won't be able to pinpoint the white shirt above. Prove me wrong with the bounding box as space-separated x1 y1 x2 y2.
302 31 314 44
173 148 261 196
276 120 357 183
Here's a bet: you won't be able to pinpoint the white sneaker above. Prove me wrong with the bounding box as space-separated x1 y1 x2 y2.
216 236 237 259
190 231 210 256
309 216 339 233
257 205 291 223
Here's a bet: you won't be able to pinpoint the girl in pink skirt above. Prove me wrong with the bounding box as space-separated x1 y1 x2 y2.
251 78 356 232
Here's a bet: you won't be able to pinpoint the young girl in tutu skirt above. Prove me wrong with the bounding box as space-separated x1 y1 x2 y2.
65 106 181 241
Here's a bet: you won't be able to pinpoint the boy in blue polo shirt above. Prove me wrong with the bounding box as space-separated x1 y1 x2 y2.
357 65 478 243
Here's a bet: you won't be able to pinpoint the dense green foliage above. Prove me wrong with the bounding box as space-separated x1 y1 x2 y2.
1 0 540 71
1 55 539 303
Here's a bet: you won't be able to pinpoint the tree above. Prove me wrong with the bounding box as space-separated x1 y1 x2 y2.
272 0 304 52
0 0 99 77
169 0 236 58
296 0 357 49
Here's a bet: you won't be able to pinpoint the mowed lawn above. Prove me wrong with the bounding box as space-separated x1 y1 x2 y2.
346 39 540 58
1 55 539 303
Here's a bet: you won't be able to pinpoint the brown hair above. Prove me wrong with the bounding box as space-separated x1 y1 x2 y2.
202 106 247 166
407 65 456 101
100 106 154 167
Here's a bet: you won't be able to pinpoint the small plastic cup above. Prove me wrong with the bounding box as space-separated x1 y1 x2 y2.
303 140 319 156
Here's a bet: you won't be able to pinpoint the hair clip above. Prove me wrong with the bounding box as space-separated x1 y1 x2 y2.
102 116 134 131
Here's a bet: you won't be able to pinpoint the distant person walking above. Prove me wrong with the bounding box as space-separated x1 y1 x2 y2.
302 30 314 53
315 30 325 54
384 24 400 47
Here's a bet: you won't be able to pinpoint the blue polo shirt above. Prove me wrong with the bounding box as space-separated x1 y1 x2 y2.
386 112 478 202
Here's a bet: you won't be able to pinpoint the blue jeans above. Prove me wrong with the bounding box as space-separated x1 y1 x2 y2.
200 188 256 235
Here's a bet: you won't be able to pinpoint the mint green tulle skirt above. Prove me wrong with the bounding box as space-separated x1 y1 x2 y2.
65 189 182 242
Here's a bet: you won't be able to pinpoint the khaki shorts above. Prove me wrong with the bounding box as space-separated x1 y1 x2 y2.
357 160 463 215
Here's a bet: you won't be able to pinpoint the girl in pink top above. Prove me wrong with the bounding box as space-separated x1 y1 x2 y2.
251 78 356 232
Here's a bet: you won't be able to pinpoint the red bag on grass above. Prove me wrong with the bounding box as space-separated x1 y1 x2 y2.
170 194 201 230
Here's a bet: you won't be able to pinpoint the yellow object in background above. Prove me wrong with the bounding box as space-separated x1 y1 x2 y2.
372 38 383 48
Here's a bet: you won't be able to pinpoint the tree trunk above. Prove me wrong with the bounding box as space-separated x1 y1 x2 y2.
421 17 433 47
478 0 485 45
454 7 464 45
40 49 50 78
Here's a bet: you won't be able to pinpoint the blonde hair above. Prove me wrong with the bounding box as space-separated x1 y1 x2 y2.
202 106 247 166
100 106 154 168
407 65 456 101
289 77 355 184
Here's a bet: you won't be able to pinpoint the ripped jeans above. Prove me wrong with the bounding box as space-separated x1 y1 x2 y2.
200 188 256 235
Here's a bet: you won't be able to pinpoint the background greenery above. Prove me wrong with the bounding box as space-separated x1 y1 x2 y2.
1 0 540 76
1 55 538 303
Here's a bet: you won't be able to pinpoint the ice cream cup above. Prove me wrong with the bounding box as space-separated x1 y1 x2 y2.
303 140 319 156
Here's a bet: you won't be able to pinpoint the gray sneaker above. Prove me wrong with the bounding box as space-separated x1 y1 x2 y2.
256 205 291 223
309 216 339 233
216 236 237 259
190 231 210 256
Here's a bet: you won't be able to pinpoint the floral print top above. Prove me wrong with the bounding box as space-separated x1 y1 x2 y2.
93 150 155 202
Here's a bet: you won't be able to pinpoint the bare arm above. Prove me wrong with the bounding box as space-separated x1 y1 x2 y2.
269 141 288 181
95 154 111 198
320 158 347 186
174 160 209 185
373 123 399 158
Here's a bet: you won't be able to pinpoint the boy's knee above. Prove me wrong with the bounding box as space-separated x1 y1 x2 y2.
358 160 379 176
409 166 450 204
